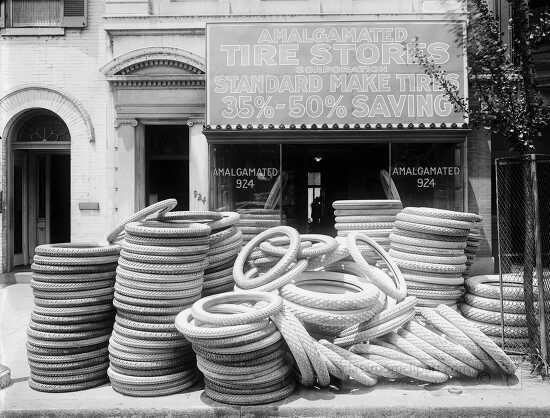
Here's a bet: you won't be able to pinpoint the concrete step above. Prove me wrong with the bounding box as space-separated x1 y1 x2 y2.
0 271 32 289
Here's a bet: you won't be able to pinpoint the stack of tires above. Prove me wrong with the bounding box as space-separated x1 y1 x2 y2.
27 243 120 392
464 218 483 278
236 209 285 245
156 211 242 296
389 207 477 308
333 200 401 263
461 275 529 349
176 292 296 405
108 219 210 396
204 212 242 296
333 200 401 247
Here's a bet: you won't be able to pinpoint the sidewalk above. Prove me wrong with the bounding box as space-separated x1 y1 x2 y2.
1 283 549 417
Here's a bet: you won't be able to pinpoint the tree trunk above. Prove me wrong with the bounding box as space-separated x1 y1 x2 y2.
510 0 539 144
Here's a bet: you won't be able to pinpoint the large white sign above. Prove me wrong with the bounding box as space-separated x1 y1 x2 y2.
207 21 467 127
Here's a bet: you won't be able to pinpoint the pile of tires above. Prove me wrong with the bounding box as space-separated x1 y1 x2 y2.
176 292 296 405
389 207 480 308
460 275 530 349
333 200 402 260
108 218 210 396
27 243 120 392
236 209 285 245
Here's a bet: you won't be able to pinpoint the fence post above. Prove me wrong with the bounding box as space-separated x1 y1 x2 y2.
531 154 549 376
495 158 506 351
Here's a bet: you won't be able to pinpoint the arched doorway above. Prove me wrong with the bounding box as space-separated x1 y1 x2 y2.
10 109 71 268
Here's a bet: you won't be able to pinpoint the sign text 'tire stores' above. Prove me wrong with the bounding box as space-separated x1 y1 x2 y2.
206 22 466 127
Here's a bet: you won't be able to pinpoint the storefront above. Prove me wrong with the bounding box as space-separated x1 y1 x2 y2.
204 20 469 238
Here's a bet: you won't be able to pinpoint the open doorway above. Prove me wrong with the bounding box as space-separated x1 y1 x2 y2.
10 109 71 268
145 125 189 211
282 143 389 236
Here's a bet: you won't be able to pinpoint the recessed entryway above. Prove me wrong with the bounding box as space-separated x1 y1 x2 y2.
9 109 71 269
145 125 189 211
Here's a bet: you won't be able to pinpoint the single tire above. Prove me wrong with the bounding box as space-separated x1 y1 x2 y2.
396 212 472 230
333 200 402 210
389 249 467 265
460 303 527 326
107 199 177 243
335 215 397 223
32 255 119 266
390 232 466 249
465 275 531 301
34 243 120 258
464 293 527 314
402 207 482 223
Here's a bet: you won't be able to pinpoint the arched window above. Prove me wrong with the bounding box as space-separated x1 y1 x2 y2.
15 109 70 142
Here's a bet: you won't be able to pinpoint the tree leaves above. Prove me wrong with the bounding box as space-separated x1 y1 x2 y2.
412 0 550 153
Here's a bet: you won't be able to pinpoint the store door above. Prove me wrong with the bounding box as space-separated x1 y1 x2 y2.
282 143 389 235
12 152 70 267
145 125 189 210
13 153 27 266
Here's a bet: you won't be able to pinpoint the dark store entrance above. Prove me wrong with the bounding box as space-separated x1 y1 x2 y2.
145 125 189 211
282 143 389 236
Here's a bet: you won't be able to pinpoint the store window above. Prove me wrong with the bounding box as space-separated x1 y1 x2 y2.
209 143 281 212
209 141 465 234
390 142 464 211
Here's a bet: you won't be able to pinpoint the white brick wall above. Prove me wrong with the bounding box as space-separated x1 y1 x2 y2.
0 1 111 271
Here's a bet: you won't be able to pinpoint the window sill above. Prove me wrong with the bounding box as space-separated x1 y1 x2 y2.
0 27 65 36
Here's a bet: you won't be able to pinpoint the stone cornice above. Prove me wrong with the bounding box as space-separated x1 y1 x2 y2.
110 78 205 88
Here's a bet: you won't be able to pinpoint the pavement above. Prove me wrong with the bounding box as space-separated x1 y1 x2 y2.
1 283 550 417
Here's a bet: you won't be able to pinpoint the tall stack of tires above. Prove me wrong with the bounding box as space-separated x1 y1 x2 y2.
158 211 242 296
108 219 210 396
389 207 477 308
27 243 120 392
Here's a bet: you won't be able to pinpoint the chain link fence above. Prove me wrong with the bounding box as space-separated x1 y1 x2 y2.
495 154 550 375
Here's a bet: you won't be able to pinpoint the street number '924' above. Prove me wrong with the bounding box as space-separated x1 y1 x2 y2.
236 179 255 189
417 178 435 188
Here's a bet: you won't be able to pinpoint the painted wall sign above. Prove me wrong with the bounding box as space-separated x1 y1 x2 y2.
206 21 467 127
392 165 461 189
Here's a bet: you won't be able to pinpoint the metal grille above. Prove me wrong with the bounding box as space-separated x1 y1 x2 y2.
495 154 550 376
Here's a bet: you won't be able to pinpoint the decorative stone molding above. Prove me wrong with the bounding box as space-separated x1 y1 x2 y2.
101 47 206 89
101 47 205 76
0 85 95 143
103 48 206 120
110 78 205 88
